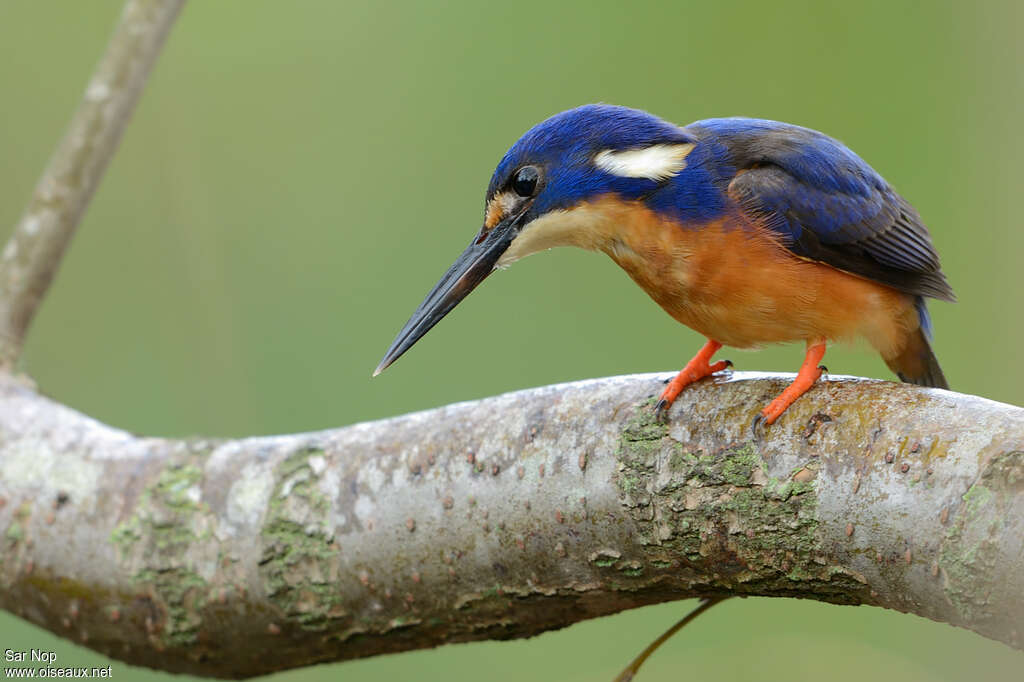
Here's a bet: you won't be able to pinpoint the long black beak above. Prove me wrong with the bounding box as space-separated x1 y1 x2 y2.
373 214 522 376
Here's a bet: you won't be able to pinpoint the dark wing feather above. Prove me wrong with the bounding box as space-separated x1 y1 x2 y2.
703 119 955 301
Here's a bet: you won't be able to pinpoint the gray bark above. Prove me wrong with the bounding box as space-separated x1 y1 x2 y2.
0 371 1020 678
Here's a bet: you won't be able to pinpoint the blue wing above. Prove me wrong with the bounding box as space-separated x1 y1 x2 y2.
691 118 954 301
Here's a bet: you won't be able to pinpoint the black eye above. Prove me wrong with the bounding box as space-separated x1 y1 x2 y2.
511 166 539 197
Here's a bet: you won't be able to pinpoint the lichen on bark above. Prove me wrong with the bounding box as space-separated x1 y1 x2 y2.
939 449 1024 638
259 446 349 631
110 449 218 648
615 403 869 604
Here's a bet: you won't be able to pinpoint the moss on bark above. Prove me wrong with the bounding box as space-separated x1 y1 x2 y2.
616 404 869 604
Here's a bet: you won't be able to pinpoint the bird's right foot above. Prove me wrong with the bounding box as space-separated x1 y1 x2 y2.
654 339 729 422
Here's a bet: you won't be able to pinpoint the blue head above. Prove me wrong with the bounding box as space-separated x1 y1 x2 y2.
375 104 723 374
487 104 695 216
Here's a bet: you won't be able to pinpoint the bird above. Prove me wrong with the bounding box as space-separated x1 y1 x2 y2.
374 104 954 427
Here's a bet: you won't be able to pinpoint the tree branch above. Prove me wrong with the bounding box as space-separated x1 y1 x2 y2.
0 371 1020 678
0 0 184 368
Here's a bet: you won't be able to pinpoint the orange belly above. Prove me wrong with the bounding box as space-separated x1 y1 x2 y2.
590 198 918 357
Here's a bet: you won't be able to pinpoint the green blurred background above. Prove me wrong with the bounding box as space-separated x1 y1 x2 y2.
1 1 1021 679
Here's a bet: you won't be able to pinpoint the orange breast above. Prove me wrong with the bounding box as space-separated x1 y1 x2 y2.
586 197 918 357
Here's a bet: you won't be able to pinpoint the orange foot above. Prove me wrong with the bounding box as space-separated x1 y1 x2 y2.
654 339 731 421
753 342 827 432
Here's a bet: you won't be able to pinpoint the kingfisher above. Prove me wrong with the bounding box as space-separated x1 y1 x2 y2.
374 104 954 427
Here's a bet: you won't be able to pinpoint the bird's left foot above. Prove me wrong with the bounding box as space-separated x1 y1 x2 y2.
751 342 826 434
655 339 729 422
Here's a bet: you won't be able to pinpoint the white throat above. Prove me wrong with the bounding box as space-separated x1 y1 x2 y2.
496 203 619 268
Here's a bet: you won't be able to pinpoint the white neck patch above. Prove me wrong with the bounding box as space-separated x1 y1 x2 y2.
593 143 695 181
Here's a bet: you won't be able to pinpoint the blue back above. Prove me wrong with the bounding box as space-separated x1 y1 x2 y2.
686 116 952 300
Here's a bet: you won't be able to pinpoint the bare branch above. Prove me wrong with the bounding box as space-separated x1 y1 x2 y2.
0 0 185 367
0 372 1020 678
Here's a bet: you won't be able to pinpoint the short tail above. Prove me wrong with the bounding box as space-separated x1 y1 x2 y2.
884 297 949 389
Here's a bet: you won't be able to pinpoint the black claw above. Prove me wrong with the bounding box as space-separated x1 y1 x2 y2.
750 413 766 439
818 364 829 374
722 359 733 368
654 399 670 423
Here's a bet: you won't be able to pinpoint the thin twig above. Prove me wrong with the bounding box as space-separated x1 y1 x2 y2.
0 0 185 368
613 597 729 682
